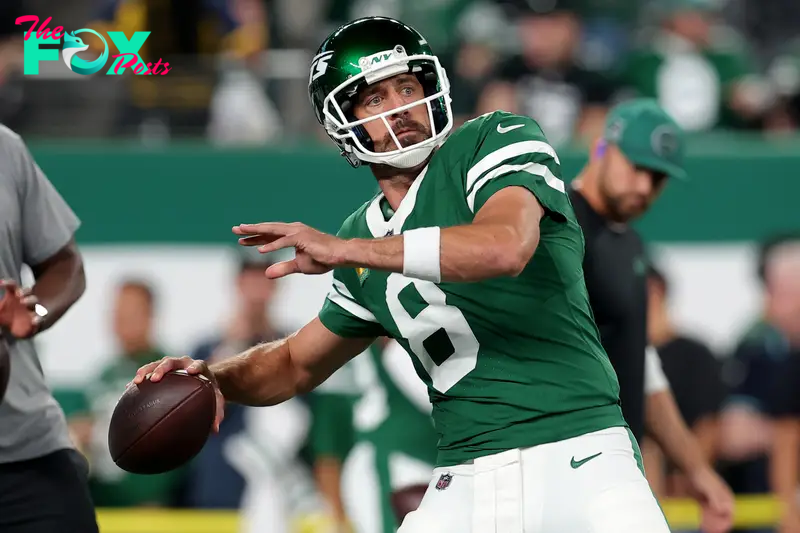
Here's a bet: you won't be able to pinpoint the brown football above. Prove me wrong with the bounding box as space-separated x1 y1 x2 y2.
108 370 216 475
0 335 9 403
390 484 428 524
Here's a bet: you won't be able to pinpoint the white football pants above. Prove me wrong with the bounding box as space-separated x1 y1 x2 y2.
397 427 670 533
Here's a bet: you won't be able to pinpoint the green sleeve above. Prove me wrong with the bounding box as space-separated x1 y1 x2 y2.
318 269 387 339
463 112 571 220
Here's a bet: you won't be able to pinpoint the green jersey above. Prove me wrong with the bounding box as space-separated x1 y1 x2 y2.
318 111 625 467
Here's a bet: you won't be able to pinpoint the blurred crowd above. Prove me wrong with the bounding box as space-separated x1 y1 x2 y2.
2 0 800 143
45 232 800 533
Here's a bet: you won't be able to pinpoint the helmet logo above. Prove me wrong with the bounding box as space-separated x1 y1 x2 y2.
358 46 409 84
309 51 333 86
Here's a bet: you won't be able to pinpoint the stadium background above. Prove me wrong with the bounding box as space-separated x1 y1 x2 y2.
1 0 799 531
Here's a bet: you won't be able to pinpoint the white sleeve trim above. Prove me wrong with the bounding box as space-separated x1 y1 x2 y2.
645 345 671 395
327 280 378 323
466 139 560 193
467 161 565 212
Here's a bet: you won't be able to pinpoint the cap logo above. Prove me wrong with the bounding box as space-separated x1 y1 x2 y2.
651 125 680 160
605 119 625 142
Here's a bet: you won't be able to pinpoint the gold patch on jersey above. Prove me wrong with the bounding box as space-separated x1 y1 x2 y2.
356 267 370 284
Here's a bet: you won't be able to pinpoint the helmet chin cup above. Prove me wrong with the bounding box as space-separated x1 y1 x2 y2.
355 140 438 169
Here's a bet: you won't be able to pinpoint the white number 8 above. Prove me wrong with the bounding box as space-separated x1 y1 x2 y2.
386 273 479 393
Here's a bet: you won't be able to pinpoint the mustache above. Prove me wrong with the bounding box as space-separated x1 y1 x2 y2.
382 118 429 144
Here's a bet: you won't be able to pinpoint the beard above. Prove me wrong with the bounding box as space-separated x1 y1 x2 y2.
597 164 650 224
373 116 432 153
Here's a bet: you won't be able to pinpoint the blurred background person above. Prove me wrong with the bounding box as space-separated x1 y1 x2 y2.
765 239 800 533
717 234 800 516
81 278 183 508
0 123 94 533
0 0 24 129
87 0 278 144
182 251 286 510
622 0 773 132
643 263 727 501
478 0 616 147
309 338 438 533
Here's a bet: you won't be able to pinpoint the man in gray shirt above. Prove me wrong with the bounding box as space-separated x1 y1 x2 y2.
0 124 97 532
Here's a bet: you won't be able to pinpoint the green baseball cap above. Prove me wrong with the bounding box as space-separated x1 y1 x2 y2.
603 98 688 181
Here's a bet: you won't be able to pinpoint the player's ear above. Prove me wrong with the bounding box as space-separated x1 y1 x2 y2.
592 139 607 161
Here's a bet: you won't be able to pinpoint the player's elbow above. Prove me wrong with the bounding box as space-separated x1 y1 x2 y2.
494 233 538 277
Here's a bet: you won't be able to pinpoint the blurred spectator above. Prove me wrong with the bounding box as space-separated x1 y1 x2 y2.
182 251 286 509
84 278 184 507
309 351 361 533
478 0 616 147
89 0 275 141
309 338 439 533
718 234 800 503
642 263 726 499
446 38 500 127
765 38 800 133
442 1 508 127
766 240 800 533
623 0 772 132
725 0 800 63
0 0 24 127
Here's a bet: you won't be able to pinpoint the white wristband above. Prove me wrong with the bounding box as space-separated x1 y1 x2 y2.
403 227 441 283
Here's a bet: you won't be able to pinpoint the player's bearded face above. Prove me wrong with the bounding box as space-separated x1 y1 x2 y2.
353 74 433 153
598 145 667 222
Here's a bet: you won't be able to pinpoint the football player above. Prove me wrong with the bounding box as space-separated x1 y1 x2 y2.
134 17 669 532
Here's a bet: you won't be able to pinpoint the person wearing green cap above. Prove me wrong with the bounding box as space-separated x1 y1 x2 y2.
569 98 734 533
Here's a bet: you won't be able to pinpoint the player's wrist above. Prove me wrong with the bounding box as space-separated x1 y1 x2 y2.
403 227 441 283
335 238 365 268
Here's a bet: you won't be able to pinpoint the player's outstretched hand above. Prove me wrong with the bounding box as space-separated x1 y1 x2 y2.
233 222 347 278
688 466 735 533
130 356 226 432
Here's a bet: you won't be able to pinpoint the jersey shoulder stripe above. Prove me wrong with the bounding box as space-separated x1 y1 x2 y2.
441 111 569 216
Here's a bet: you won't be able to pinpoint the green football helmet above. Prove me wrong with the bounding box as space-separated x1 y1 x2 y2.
308 17 453 169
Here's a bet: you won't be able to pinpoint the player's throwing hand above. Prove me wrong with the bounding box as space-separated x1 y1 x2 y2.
233 222 349 278
131 356 226 432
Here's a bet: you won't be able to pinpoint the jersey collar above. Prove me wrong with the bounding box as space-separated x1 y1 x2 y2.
366 165 429 238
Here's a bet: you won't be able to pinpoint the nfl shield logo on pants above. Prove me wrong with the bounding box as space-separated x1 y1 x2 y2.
435 472 453 491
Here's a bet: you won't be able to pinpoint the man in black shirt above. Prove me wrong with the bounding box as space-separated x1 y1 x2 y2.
763 239 800 533
569 99 734 533
646 264 727 496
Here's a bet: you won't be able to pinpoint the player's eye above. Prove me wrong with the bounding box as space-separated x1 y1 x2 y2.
400 86 415 96
367 95 382 107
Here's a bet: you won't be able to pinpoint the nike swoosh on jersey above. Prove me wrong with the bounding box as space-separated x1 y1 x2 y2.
497 123 525 134
570 452 602 469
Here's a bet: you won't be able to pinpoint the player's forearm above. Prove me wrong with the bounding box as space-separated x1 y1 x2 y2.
771 420 800 511
343 223 535 282
30 242 86 334
646 389 709 476
210 338 300 406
